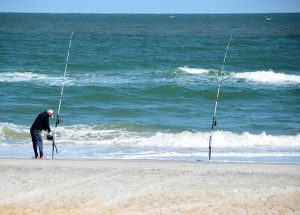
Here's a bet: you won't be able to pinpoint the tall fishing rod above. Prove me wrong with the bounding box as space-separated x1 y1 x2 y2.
208 35 232 162
52 32 74 159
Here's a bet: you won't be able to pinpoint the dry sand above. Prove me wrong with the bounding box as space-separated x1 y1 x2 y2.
0 158 299 215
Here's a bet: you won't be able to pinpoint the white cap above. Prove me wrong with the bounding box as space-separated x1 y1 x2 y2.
47 109 54 118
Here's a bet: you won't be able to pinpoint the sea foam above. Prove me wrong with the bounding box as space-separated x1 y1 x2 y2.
177 66 211 75
2 69 299 87
232 70 300 85
0 72 49 82
1 123 299 162
0 72 72 86
178 67 300 85
0 71 135 87
1 122 299 148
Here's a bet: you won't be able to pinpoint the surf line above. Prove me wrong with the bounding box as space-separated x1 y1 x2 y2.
51 32 74 159
208 35 232 162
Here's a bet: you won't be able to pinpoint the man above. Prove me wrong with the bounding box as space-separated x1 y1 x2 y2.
30 109 54 159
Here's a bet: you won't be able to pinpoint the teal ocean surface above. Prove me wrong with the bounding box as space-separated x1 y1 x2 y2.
0 13 299 162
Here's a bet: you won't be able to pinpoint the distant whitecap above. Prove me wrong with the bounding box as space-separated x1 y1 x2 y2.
177 66 211 75
232 70 300 84
0 71 73 86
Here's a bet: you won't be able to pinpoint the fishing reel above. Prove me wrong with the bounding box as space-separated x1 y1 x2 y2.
213 119 218 127
55 116 61 126
211 117 218 129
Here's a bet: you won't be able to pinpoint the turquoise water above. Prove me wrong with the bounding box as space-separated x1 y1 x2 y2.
0 13 299 162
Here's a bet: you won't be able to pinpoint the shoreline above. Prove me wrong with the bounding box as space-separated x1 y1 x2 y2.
1 156 300 165
1 158 300 214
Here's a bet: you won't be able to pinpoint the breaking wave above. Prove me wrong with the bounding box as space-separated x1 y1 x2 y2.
0 71 137 87
0 72 73 86
1 123 299 162
1 69 299 87
178 67 300 85
177 66 211 75
232 70 300 85
1 122 299 148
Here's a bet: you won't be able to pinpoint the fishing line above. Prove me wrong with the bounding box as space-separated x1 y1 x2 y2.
51 32 74 159
208 35 232 162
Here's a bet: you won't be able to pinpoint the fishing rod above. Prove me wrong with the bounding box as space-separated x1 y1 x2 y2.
51 32 74 159
208 35 232 162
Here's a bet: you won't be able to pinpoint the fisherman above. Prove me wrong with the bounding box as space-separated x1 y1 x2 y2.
30 109 54 159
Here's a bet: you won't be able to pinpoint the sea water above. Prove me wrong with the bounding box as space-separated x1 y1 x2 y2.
0 13 299 162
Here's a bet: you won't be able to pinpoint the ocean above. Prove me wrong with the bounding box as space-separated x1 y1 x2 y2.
0 13 299 162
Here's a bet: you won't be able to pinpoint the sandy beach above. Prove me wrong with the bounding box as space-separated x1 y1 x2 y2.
0 159 299 215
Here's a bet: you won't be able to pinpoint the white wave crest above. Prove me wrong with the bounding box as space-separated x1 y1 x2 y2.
1 123 299 148
0 72 73 86
232 70 300 84
177 66 210 75
209 131 300 147
139 130 300 148
0 72 48 82
0 122 29 142
0 71 133 87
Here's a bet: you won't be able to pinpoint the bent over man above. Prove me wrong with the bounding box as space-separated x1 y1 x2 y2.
30 109 54 159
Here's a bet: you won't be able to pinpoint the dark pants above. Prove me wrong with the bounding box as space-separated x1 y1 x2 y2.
30 129 43 158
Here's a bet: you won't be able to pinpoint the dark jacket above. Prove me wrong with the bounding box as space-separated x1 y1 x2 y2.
31 111 51 132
